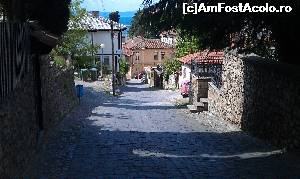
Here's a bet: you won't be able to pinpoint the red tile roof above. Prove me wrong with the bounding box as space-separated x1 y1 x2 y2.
180 50 224 64
123 37 173 56
132 39 173 50
123 37 144 56
124 36 144 48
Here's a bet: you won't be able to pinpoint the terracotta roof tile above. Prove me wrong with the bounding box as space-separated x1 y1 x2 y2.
132 39 173 50
180 50 224 64
122 37 144 56
122 37 173 56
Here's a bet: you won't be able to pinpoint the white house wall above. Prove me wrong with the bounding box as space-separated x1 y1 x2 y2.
88 31 120 54
179 64 191 85
87 31 121 71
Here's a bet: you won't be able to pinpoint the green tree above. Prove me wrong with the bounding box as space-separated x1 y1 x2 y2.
119 58 129 75
141 0 300 64
52 0 100 57
175 35 202 58
129 9 158 38
109 11 120 23
163 58 182 81
0 0 70 35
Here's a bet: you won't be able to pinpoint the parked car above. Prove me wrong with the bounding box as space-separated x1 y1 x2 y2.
180 80 190 97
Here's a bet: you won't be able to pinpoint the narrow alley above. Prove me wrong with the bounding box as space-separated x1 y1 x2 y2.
26 80 300 178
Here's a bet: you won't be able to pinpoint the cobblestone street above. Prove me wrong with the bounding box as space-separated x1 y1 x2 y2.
26 79 300 178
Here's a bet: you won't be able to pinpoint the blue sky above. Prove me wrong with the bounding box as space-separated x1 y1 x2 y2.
81 0 157 12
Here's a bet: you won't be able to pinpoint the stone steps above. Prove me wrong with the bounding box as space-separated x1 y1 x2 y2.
194 102 204 107
188 78 210 113
200 98 208 103
187 105 199 113
188 98 209 113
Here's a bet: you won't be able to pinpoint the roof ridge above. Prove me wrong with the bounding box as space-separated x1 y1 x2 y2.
69 13 126 31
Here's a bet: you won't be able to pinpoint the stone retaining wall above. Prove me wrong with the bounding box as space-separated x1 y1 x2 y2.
0 56 77 177
208 54 244 125
0 69 37 178
40 56 78 130
208 51 300 149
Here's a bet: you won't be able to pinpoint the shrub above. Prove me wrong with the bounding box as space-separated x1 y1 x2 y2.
52 55 66 68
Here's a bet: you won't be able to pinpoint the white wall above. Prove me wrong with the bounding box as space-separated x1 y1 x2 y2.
87 31 122 71
160 36 176 46
179 64 191 85
88 31 120 54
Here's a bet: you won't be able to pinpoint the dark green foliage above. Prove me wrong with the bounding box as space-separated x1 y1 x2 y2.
109 11 120 23
52 0 100 63
52 56 67 68
141 0 300 64
175 35 202 58
0 0 71 36
163 58 182 81
73 56 95 70
129 10 158 38
1 0 71 54
119 59 130 75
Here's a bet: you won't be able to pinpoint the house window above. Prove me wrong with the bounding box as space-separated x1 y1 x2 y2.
103 56 110 66
161 52 165 60
134 52 139 61
154 52 158 60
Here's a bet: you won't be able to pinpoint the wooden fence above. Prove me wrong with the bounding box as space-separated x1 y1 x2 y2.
0 22 30 103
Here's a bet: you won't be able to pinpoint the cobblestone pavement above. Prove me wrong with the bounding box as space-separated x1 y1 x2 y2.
26 79 300 178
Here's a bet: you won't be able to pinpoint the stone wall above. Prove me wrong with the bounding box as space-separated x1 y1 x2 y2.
0 56 77 177
0 67 38 178
208 53 245 125
208 51 300 149
40 56 78 130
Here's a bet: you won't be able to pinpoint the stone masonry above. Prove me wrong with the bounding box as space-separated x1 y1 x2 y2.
0 55 77 178
0 69 38 178
40 56 78 131
208 51 300 149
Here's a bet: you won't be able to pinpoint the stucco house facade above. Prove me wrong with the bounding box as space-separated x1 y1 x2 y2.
70 12 127 72
123 37 174 78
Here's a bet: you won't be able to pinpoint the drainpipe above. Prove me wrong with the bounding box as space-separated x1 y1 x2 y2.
110 21 116 96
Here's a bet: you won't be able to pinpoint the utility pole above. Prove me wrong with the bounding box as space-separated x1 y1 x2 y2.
110 21 116 96
100 44 104 77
